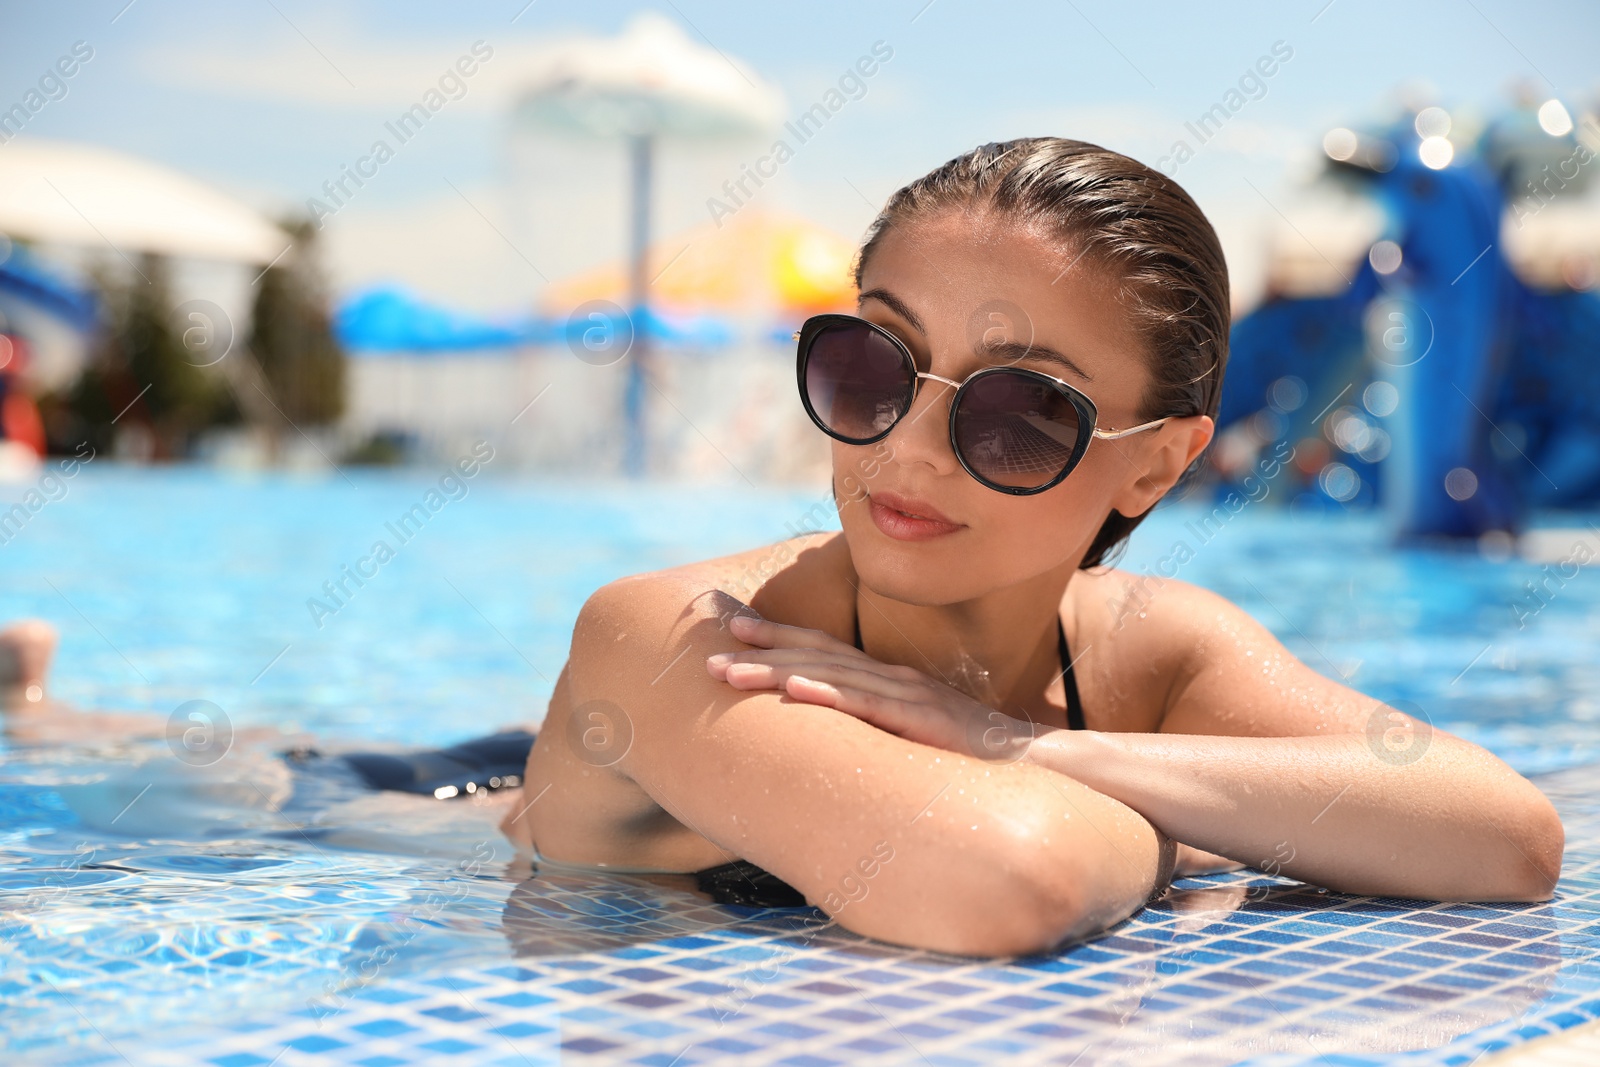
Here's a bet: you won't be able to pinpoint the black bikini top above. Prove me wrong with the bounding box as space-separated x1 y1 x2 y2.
695 602 1087 908
849 601 1086 733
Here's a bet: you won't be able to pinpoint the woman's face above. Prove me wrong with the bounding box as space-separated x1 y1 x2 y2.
835 208 1171 605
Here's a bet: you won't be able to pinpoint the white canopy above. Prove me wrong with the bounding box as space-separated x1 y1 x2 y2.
0 138 288 264
514 12 783 139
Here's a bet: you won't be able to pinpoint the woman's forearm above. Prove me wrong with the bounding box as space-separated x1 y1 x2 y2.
1021 727 1564 902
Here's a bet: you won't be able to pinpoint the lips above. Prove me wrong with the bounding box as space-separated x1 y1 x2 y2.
869 489 960 526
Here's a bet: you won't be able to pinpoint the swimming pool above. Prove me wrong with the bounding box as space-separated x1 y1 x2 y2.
4 466 1599 1065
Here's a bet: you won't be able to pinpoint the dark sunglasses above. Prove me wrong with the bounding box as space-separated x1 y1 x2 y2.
795 313 1172 495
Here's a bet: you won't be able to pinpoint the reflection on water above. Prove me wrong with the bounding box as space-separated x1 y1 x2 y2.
2 726 1592 1064
501 867 809 958
487 861 1566 1066
4 478 1600 1063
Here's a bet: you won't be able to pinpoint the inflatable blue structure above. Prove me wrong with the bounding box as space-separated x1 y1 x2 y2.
0 243 98 331
334 285 734 354
1219 100 1600 540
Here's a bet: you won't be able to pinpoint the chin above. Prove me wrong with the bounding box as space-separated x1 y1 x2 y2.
839 511 974 606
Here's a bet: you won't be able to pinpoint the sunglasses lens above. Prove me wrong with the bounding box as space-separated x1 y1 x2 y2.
803 322 912 441
953 371 1085 490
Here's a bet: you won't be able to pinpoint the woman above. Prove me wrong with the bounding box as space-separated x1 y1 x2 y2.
497 137 1564 957
7 137 1563 959
496 135 1561 959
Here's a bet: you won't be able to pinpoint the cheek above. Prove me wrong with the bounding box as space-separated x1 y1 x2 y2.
1031 456 1122 544
831 442 878 505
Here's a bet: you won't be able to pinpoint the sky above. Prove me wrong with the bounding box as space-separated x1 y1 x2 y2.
2 0 1597 318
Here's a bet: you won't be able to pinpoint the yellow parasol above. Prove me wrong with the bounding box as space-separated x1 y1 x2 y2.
539 208 859 319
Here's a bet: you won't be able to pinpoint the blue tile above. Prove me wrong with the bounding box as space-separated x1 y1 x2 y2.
554 979 617 995
285 1035 347 1053
421 974 489 990
350 986 426 1005
350 1018 416 1038
419 1038 482 1055
485 991 555 1009
611 967 677 983
1039 980 1101 997
753 1020 825 1040
560 1035 625 1054
421 1005 486 1023
481 966 542 982
608 946 666 960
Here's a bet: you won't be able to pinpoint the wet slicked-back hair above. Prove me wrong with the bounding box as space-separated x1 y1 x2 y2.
850 137 1230 569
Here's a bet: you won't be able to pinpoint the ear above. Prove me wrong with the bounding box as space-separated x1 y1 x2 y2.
1108 415 1215 518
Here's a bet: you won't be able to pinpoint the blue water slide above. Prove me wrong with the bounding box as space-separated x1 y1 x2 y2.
0 243 98 330
334 286 733 354
1223 108 1600 538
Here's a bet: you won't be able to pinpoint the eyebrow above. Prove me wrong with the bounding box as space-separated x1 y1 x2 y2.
858 286 1095 382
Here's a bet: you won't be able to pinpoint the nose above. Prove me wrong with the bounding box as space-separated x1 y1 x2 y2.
880 371 961 474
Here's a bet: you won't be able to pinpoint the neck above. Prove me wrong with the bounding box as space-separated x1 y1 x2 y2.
851 558 1077 718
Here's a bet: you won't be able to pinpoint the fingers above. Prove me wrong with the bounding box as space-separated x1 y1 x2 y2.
783 676 914 735
706 647 868 678
727 613 856 653
716 656 920 700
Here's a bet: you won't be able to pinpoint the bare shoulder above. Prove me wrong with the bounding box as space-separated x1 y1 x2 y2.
652 529 851 618
506 530 853 870
566 528 856 729
1065 566 1379 737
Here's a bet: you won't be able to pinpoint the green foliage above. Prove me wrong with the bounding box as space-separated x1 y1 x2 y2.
250 217 346 426
52 254 237 458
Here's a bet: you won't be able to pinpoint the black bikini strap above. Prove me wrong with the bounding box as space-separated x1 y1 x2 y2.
855 598 1085 732
1059 616 1086 731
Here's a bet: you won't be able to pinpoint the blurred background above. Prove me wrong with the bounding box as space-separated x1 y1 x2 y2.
1 0 1596 540
9 9 1600 1058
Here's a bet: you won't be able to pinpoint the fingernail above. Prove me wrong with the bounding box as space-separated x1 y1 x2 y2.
706 653 733 666
730 614 757 629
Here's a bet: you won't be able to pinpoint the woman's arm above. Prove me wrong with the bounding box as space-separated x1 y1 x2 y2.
1021 727 1562 901
696 578 1563 902
530 574 1172 957
1020 580 1563 902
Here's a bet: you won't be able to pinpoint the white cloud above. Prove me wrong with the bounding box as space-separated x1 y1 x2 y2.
137 30 594 115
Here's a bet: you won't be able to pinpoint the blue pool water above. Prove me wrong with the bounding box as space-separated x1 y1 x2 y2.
3 466 1600 1066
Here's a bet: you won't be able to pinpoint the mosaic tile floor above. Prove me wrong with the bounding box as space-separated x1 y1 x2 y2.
23 758 1600 1067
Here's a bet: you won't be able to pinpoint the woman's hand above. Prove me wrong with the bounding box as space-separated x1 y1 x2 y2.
709 616 1249 877
706 614 1035 762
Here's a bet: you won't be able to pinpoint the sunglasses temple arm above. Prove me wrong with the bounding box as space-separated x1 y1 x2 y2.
1092 416 1173 441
